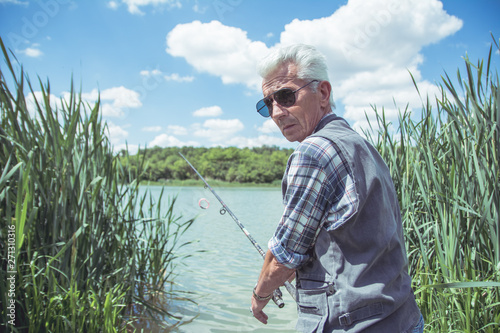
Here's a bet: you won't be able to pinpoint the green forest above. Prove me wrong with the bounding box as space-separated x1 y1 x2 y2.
121 145 295 184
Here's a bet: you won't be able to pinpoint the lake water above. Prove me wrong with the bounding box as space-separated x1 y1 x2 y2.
141 186 298 333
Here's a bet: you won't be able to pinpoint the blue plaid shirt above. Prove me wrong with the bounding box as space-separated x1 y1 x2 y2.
268 135 358 269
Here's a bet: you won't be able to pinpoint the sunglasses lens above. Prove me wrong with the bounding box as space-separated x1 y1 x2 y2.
256 99 270 117
274 89 295 107
255 87 298 117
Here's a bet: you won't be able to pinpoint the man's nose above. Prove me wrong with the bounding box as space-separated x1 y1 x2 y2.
271 101 288 119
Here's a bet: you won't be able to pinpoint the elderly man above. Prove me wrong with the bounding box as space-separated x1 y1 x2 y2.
250 44 424 333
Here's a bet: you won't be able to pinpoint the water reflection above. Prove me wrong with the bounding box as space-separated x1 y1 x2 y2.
139 186 298 332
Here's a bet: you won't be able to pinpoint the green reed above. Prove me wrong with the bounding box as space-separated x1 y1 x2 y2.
365 37 500 332
0 38 195 332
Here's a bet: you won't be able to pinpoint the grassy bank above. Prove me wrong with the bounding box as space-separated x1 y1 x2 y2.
365 37 500 332
0 38 195 332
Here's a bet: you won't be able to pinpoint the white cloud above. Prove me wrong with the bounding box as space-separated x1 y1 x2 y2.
193 105 223 117
81 86 142 117
257 119 280 134
100 104 123 117
192 3 207 14
140 69 193 83
225 135 292 148
0 0 28 4
164 73 194 82
150 133 198 147
107 1 119 10
140 69 162 77
138 118 295 148
101 86 142 108
18 43 43 58
193 118 244 143
167 125 188 135
119 0 181 15
147 120 290 148
142 126 162 132
164 0 463 132
23 47 43 57
166 20 268 90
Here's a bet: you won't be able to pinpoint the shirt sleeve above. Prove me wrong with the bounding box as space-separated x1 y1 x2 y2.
268 137 356 269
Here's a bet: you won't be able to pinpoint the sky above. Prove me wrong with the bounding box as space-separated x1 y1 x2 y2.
0 0 499 153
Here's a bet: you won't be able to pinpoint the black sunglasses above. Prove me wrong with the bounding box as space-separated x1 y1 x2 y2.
256 80 319 117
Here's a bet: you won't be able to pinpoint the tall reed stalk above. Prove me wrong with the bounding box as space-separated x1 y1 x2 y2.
0 38 195 332
365 37 500 332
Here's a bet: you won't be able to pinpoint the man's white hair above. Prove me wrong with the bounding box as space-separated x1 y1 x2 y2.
257 44 335 108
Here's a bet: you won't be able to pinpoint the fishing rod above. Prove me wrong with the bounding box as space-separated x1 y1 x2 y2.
178 153 297 308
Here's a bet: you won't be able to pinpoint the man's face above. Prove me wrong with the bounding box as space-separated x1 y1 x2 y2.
261 63 329 142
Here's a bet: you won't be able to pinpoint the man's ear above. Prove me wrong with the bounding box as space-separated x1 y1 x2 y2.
318 80 332 108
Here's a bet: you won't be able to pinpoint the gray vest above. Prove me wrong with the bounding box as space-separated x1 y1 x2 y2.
294 114 421 332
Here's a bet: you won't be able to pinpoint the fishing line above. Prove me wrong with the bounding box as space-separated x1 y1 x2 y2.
198 198 210 209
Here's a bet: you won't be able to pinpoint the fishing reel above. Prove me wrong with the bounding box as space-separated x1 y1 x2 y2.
272 288 285 308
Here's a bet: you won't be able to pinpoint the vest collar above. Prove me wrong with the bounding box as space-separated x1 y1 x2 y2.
313 113 338 134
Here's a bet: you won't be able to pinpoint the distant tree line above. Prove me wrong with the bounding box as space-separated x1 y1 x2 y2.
120 146 295 184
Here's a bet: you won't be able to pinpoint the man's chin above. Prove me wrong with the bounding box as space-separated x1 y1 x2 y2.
282 126 300 142
282 133 300 143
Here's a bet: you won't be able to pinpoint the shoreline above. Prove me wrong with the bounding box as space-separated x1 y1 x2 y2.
140 179 281 188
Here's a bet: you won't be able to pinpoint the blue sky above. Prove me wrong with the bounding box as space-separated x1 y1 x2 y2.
1 0 499 153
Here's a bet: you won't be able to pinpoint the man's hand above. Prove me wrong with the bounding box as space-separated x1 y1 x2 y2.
251 295 271 324
251 250 295 324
